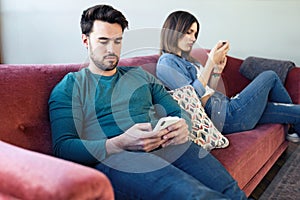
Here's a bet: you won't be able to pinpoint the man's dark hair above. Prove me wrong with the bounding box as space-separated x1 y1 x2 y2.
80 4 129 36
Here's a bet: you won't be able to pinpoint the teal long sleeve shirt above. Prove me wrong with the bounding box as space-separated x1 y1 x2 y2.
48 66 191 165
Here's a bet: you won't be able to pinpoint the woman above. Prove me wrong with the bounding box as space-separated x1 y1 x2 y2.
156 10 300 142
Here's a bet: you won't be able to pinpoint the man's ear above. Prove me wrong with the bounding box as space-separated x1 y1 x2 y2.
82 34 89 48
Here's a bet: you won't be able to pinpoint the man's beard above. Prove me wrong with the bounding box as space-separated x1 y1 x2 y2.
91 53 119 72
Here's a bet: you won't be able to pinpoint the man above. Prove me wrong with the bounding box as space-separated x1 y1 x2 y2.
49 4 247 200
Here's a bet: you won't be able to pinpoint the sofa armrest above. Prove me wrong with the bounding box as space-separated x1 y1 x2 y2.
0 141 114 200
216 56 299 101
285 67 300 104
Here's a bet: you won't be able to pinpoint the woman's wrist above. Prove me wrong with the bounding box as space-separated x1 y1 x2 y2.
211 72 222 78
213 65 222 73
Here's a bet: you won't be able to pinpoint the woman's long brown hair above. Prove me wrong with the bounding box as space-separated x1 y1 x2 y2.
160 11 200 62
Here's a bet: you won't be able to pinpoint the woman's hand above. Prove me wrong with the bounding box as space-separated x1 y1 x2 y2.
209 40 230 66
214 56 227 74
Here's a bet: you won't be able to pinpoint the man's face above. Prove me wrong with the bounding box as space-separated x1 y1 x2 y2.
83 20 123 75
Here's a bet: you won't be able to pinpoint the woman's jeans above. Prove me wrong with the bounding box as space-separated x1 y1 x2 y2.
205 70 300 134
94 142 247 200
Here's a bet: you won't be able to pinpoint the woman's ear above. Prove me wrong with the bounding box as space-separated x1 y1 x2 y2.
82 34 89 48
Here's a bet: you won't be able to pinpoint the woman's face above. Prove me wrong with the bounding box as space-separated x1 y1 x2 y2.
177 22 198 55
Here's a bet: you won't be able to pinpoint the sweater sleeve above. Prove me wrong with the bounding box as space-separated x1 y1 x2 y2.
48 73 107 166
148 74 192 131
156 56 206 97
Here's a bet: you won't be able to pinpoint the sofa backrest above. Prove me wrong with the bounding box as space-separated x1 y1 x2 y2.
0 64 84 154
0 48 251 155
118 49 250 98
118 54 159 76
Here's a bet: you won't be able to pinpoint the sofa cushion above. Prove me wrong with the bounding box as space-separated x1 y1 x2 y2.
211 124 287 190
169 85 229 151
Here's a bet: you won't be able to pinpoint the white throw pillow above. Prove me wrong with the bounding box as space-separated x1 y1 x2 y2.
169 85 229 151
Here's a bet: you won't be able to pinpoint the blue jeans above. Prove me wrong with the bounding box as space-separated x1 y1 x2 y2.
205 70 300 134
94 142 247 200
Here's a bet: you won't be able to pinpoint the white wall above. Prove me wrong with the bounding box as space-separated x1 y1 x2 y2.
1 0 300 65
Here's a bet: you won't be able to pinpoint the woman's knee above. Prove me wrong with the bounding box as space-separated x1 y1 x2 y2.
260 70 279 80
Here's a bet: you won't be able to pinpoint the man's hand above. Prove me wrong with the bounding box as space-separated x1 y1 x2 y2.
159 118 189 148
106 123 169 155
106 119 189 155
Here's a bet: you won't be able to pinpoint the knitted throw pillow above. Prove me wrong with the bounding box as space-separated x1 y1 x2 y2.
169 85 229 151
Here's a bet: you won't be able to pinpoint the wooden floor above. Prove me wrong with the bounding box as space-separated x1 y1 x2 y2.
249 142 299 199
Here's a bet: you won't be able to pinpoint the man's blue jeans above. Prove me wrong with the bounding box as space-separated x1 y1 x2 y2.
205 70 300 134
94 142 247 200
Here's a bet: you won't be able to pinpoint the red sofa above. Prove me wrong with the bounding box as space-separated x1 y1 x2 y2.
118 48 300 197
0 48 299 198
0 64 114 200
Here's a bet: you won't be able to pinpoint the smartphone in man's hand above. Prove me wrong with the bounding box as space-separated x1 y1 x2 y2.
153 116 180 131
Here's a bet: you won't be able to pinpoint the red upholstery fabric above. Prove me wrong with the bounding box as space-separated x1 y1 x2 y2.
0 48 298 198
285 67 300 104
117 49 299 196
118 54 159 77
0 63 114 199
0 64 84 154
211 124 287 191
0 141 114 200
